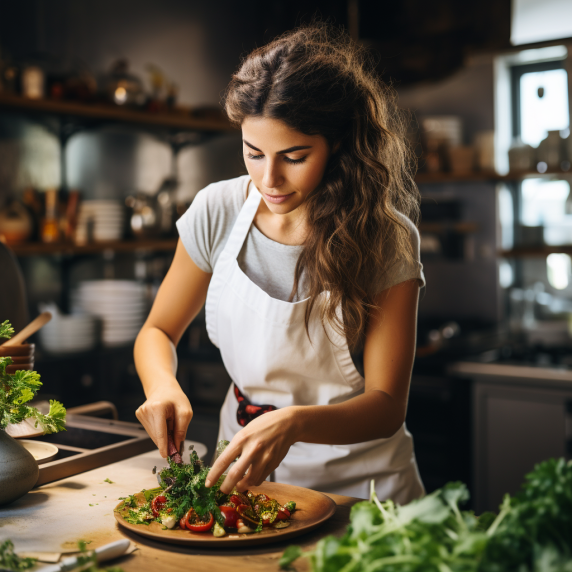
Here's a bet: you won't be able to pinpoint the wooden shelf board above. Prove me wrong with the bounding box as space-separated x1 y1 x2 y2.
500 246 572 257
9 238 178 256
0 93 236 133
415 169 572 184
419 222 479 234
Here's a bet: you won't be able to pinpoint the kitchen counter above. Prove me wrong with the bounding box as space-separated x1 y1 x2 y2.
2 441 358 572
448 359 572 389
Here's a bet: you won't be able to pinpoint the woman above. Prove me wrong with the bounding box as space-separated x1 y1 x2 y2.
134 23 425 504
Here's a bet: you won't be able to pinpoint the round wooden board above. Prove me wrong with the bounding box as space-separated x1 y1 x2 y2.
114 481 336 547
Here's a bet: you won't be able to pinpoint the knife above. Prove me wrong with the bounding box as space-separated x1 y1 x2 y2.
34 539 131 572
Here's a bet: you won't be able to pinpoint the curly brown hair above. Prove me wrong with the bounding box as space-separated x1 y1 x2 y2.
223 22 420 351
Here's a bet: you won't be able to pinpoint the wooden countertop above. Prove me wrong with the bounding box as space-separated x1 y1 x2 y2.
2 441 359 572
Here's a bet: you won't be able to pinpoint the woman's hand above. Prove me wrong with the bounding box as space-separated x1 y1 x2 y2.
135 385 193 458
205 407 299 493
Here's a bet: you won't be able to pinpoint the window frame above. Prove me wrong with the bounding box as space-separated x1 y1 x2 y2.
510 58 567 140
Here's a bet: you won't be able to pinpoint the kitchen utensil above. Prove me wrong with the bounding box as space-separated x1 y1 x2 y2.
5 417 45 439
19 440 58 464
114 481 336 547
2 311 52 347
35 539 131 572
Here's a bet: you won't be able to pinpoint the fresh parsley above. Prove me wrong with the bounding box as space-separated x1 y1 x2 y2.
159 449 226 524
280 458 572 572
0 321 66 434
0 540 36 571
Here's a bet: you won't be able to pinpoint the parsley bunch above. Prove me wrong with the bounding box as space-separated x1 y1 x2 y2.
159 449 226 524
280 458 572 572
0 320 66 434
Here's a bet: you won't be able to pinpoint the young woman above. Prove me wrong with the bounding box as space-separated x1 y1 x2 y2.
134 24 425 503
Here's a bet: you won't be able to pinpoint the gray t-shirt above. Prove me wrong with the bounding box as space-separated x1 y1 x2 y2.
176 174 425 302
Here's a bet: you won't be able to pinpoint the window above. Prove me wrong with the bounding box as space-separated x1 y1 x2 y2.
510 59 569 148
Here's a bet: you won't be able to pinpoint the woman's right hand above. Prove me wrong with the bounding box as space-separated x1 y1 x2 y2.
135 385 193 458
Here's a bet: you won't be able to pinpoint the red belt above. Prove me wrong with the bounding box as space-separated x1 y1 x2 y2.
234 384 277 427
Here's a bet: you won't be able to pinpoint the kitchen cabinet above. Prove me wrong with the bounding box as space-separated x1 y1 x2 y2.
406 373 472 499
473 380 572 513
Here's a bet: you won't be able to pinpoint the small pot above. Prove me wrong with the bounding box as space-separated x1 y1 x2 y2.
6 363 34 374
0 429 39 505
0 343 35 358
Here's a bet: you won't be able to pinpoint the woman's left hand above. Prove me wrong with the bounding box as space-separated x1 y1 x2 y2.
205 407 299 493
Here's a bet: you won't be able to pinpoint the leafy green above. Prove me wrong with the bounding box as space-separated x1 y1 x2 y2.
0 321 66 433
0 320 14 340
281 458 572 572
159 449 226 524
0 540 36 571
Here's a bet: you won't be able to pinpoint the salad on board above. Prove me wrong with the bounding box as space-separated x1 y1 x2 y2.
116 440 296 537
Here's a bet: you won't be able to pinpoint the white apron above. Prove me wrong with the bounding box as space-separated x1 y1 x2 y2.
206 178 424 503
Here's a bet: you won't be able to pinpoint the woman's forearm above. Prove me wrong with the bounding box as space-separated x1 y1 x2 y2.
134 325 181 397
289 389 406 445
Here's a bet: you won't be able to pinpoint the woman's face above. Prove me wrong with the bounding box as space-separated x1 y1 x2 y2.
241 117 331 215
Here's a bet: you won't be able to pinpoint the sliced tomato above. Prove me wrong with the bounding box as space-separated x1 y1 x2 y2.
230 492 249 507
276 507 290 520
219 505 239 528
183 508 214 532
151 495 167 517
179 516 187 530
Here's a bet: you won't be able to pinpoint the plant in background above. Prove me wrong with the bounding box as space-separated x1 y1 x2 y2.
0 320 66 434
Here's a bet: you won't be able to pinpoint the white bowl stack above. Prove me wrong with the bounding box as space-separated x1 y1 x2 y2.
78 200 124 242
39 311 98 354
72 281 147 347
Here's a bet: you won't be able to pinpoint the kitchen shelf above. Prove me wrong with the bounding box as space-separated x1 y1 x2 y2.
419 222 478 234
500 246 572 257
9 238 178 257
0 93 235 133
415 169 571 184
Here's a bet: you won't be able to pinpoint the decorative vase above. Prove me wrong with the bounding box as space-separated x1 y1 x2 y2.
0 428 39 505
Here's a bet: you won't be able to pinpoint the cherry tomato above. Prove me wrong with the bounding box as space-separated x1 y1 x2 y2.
276 507 291 520
151 495 167 517
219 505 239 528
183 508 214 532
179 516 187 530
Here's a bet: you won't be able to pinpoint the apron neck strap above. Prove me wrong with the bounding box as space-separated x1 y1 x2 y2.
222 179 261 261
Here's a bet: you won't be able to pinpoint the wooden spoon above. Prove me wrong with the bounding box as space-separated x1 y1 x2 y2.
2 311 52 347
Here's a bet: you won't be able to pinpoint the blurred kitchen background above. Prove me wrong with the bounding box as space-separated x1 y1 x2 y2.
0 0 571 512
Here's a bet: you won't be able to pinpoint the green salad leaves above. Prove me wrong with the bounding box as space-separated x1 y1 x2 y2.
158 448 226 524
0 320 66 434
280 458 572 572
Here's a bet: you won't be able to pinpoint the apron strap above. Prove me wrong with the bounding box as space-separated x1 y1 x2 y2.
221 180 261 262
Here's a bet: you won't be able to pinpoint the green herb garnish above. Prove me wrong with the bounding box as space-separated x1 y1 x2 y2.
103 478 114 484
0 320 66 434
0 540 36 571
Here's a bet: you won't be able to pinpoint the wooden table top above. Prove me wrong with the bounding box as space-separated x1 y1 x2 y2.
2 441 360 572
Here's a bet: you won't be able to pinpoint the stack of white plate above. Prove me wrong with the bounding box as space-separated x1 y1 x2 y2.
72 280 147 347
39 312 97 354
78 200 124 242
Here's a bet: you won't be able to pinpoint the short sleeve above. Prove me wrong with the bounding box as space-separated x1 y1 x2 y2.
374 214 425 294
175 175 248 273
175 186 214 273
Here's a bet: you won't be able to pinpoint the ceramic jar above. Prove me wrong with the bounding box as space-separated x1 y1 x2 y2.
0 199 33 244
536 130 563 170
0 429 39 505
